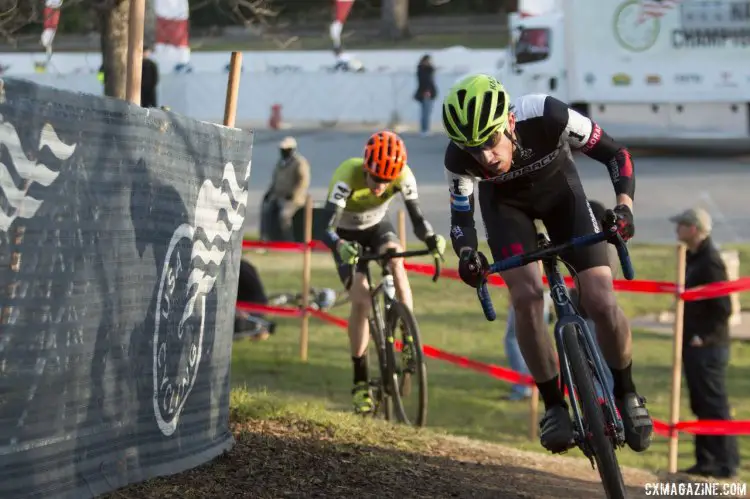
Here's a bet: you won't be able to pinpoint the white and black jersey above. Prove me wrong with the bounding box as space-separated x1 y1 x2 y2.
445 94 635 272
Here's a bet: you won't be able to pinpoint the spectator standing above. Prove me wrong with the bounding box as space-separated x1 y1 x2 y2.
669 207 739 478
141 46 159 108
414 54 437 136
260 137 311 242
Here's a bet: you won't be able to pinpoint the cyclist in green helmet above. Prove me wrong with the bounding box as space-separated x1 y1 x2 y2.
442 73 653 456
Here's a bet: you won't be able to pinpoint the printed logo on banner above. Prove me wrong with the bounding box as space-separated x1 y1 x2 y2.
152 160 251 437
716 71 738 88
674 73 703 84
0 114 77 233
674 1 750 48
611 73 632 86
612 0 665 52
645 74 662 85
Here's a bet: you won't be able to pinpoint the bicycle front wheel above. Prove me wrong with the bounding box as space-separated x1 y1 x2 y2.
386 301 428 427
563 324 626 499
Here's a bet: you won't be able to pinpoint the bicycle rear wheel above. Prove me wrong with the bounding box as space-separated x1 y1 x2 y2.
386 302 428 427
563 324 626 499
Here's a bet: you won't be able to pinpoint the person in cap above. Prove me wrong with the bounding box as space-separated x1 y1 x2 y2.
670 207 739 478
260 136 310 241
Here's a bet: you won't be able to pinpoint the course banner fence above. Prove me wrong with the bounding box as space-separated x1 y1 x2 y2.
0 77 254 498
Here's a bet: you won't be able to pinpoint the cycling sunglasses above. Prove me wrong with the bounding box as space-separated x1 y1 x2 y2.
367 172 391 184
457 129 513 154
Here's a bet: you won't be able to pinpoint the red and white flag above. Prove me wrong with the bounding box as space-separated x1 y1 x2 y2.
638 0 682 22
155 0 190 65
330 0 355 49
40 0 63 51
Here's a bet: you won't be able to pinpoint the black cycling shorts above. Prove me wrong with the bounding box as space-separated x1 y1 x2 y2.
333 219 400 289
478 166 609 273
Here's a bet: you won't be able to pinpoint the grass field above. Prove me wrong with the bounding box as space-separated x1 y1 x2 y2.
232 238 750 480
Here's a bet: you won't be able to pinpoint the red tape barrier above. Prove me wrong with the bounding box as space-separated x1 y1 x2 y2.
241 239 750 435
243 240 750 300
237 301 750 436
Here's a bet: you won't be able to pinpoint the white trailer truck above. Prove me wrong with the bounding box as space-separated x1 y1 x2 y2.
500 0 750 144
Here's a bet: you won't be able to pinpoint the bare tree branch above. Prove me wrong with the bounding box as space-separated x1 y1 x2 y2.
0 0 94 44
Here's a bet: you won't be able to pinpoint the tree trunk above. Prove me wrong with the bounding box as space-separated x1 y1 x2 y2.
144 0 157 48
380 0 410 40
99 0 130 99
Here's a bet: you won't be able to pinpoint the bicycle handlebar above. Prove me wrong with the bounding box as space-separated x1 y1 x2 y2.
476 209 634 321
357 246 443 282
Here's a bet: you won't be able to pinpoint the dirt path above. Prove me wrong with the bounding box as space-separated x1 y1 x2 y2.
107 419 746 498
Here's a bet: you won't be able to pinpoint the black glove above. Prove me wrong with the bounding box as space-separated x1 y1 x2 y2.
613 204 634 241
458 248 489 288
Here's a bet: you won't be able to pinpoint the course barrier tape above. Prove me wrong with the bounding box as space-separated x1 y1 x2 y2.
243 239 750 301
236 301 750 436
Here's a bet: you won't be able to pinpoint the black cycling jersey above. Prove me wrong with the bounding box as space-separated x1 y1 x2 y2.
446 93 635 263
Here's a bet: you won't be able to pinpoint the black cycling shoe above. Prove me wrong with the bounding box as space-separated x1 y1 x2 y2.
615 392 653 452
539 404 574 453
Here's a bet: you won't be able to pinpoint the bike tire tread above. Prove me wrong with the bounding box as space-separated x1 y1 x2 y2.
563 324 627 499
386 301 428 427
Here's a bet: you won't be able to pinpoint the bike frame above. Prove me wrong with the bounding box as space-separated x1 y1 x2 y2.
355 248 442 400
538 233 625 450
475 212 634 452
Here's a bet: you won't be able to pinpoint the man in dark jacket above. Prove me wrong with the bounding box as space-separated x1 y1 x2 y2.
669 207 739 478
141 47 159 108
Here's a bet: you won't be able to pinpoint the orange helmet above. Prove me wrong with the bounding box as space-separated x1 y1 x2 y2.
363 131 407 181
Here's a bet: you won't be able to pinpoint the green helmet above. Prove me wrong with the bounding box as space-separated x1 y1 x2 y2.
442 74 510 147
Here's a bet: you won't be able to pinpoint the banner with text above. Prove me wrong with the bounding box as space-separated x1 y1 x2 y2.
0 77 254 498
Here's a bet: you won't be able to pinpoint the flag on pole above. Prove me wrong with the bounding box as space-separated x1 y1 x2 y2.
330 0 355 49
638 0 682 23
155 0 191 68
40 0 63 52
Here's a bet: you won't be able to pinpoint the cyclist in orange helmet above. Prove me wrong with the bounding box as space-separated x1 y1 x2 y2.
321 130 446 415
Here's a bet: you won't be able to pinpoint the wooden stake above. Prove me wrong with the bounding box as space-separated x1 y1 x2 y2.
667 243 687 473
299 196 314 361
223 52 242 127
125 0 146 104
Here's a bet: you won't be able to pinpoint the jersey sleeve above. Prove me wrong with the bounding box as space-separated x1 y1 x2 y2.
326 177 352 209
541 95 635 200
397 166 419 202
321 163 354 250
397 166 434 241
445 145 479 256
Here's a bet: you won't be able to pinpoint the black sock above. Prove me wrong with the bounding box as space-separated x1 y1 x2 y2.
352 355 369 384
536 375 566 409
609 361 636 399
